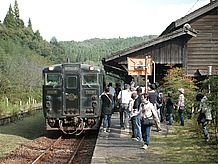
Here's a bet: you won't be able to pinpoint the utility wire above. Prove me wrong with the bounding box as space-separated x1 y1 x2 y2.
186 0 200 15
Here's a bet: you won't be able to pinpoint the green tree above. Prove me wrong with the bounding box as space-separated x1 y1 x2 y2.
3 4 16 29
163 67 198 118
14 0 24 28
27 18 33 32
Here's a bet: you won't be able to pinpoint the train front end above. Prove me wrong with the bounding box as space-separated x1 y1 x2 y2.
42 63 104 134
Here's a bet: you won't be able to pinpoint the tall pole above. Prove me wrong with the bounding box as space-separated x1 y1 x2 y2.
145 56 148 93
208 66 212 93
152 61 155 83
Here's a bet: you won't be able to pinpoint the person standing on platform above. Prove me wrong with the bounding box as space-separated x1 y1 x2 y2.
133 87 143 141
177 88 185 126
139 93 159 149
100 88 113 132
117 84 132 130
148 84 161 132
166 92 174 125
128 92 138 139
108 82 115 113
114 83 121 112
155 82 164 122
196 93 212 142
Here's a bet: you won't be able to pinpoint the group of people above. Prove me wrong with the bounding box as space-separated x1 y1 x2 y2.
100 81 212 149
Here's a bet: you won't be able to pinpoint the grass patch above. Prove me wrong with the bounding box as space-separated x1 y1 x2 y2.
0 110 45 159
149 120 218 163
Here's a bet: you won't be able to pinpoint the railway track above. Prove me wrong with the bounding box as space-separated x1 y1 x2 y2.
32 134 85 164
29 130 98 164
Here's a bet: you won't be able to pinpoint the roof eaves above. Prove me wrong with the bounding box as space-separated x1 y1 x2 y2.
104 28 197 62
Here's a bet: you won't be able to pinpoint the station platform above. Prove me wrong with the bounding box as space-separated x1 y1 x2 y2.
91 112 168 164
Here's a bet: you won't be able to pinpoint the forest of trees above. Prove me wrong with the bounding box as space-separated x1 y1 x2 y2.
0 0 157 114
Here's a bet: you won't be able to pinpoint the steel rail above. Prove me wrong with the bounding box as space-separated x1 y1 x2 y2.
67 135 85 164
31 135 63 164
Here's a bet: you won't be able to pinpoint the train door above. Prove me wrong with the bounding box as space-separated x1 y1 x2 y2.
63 75 80 115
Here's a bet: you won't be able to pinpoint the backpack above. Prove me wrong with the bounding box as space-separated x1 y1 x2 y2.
201 96 212 121
157 92 163 105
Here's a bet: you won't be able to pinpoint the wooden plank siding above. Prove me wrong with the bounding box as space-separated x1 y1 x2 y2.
186 8 218 76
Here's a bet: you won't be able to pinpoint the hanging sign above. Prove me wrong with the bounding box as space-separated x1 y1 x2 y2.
127 57 152 75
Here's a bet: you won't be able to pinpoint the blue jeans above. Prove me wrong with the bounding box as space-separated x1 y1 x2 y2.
157 108 161 120
168 113 173 125
142 124 152 145
135 114 142 141
103 114 112 130
202 121 209 140
119 104 129 128
178 111 184 126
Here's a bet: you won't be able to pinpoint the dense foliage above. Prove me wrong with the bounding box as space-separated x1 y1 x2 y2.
163 67 198 118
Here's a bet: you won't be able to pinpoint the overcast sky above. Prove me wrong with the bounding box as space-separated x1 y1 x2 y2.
0 0 210 42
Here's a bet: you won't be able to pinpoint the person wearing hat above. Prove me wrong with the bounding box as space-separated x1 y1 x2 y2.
177 88 185 126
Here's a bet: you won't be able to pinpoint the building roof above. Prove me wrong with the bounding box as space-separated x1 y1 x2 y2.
160 0 218 36
103 28 197 63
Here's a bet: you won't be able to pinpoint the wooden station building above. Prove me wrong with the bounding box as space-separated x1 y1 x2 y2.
102 1 218 84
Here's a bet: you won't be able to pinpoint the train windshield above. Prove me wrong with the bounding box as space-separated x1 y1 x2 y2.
82 74 98 85
45 74 61 85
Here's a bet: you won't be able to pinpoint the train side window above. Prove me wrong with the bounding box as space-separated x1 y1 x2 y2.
46 74 61 85
82 74 97 85
67 76 77 88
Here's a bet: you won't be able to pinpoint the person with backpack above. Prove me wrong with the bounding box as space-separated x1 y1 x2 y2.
196 93 212 142
148 84 161 132
100 88 113 132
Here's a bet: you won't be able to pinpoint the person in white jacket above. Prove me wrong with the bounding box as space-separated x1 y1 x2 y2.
117 84 132 129
139 93 158 149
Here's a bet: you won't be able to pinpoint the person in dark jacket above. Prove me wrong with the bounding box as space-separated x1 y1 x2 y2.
148 83 161 132
100 88 113 132
166 92 174 125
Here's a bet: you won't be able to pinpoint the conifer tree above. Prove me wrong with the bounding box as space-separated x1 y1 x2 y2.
28 18 33 30
14 0 24 28
3 4 16 29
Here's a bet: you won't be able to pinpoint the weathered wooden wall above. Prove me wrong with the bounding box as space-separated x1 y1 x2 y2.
186 8 218 76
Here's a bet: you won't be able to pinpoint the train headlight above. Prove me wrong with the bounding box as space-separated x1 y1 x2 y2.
46 95 52 100
48 66 55 71
46 101 51 108
89 66 95 71
86 108 94 114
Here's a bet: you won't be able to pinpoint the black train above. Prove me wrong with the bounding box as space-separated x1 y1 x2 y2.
42 62 104 135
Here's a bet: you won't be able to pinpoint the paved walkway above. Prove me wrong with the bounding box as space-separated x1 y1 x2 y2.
91 112 168 164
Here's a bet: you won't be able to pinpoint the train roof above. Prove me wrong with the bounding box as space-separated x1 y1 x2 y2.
43 63 103 73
